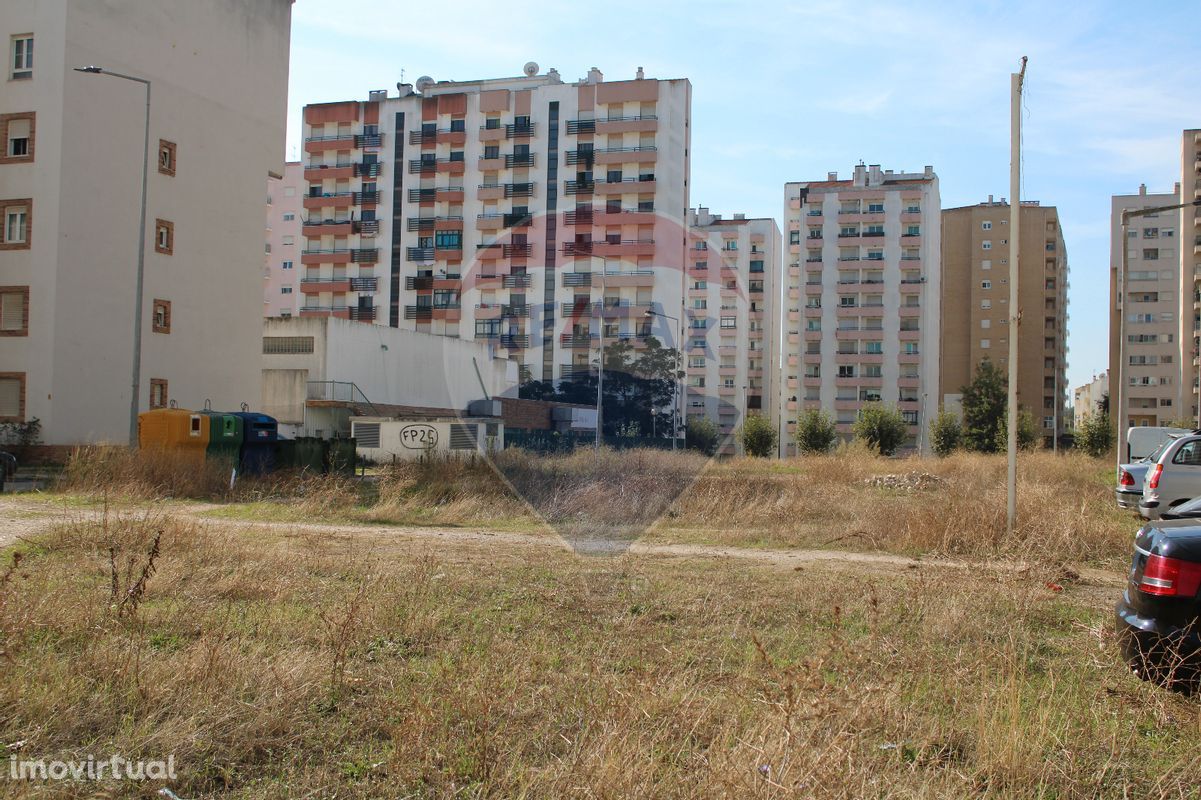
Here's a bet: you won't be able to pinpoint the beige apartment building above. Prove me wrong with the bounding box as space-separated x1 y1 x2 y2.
1108 184 1181 428
300 66 691 404
0 0 293 445
684 208 781 455
941 199 1069 445
1073 370 1108 429
780 164 942 455
264 161 303 318
1181 130 1201 422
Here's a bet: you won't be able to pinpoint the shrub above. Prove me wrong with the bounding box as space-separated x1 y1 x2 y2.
795 409 839 455
737 414 778 458
962 360 1007 453
1076 411 1114 458
685 417 720 456
993 409 1040 452
852 404 908 456
929 409 962 457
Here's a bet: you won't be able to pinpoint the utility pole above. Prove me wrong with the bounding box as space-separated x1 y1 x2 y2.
595 270 606 449
1006 56 1027 537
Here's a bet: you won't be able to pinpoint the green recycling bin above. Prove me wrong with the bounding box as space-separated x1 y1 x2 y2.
202 412 243 466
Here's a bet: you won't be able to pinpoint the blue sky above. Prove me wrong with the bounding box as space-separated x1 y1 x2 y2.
286 0 1201 392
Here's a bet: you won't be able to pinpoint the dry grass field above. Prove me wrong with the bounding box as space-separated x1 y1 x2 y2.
0 447 1195 797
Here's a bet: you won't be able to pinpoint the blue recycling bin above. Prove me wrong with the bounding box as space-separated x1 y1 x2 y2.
233 412 278 474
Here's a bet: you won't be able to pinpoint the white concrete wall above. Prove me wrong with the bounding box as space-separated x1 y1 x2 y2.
0 0 293 444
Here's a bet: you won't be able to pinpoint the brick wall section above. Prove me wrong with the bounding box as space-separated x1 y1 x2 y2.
499 398 594 431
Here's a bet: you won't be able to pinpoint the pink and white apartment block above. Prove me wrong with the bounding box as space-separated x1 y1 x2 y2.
264 161 302 317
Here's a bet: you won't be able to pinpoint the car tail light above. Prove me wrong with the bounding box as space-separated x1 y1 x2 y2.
1119 470 1135 487
1148 464 1163 490
1139 554 1201 597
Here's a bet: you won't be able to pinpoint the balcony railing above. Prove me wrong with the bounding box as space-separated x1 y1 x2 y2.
505 122 535 138
301 248 350 257
503 243 533 258
408 217 435 231
565 150 595 165
505 182 534 198
562 272 592 287
564 210 593 225
406 247 434 261
408 188 435 202
307 191 353 200
560 364 597 380
304 134 353 143
505 153 536 168
503 212 533 228
501 304 531 318
566 119 596 135
353 220 379 235
351 248 379 263
565 180 595 195
353 191 380 204
561 334 596 347
500 334 529 349
405 276 433 290
408 158 463 173
349 277 377 292
348 305 377 321
563 241 593 255
502 273 531 288
353 162 381 177
354 133 382 148
404 305 433 320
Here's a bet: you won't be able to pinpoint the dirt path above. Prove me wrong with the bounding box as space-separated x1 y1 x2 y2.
0 497 1125 589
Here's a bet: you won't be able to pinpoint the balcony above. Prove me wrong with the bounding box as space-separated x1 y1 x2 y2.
404 305 433 320
505 182 535 198
595 176 656 194
503 212 533 228
500 334 528 349
561 364 597 381
502 273 531 288
409 158 464 174
405 276 433 290
407 216 463 232
503 243 533 258
593 238 655 257
351 248 379 264
349 276 377 292
299 278 350 293
595 114 658 134
408 217 436 232
303 191 354 210
560 333 596 348
406 247 434 262
303 133 355 153
593 145 658 165
563 241 594 255
565 180 595 195
304 161 353 180
506 122 535 139
299 305 350 318
409 128 466 146
354 220 379 236
601 269 655 288
302 219 353 236
565 149 596 166
354 133 382 148
564 209 594 226
353 190 380 204
505 152 536 168
301 247 351 265
353 162 382 178
348 305 377 321
566 119 596 135
501 303 531 318
562 271 593 287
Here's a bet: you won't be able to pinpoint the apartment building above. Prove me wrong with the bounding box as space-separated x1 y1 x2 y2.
684 207 781 455
1181 130 1201 422
942 199 1070 445
780 164 942 455
300 66 691 397
0 0 292 445
1072 371 1108 429
264 162 303 317
1108 184 1181 428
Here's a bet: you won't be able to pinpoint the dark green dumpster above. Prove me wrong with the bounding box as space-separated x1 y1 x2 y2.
201 412 243 466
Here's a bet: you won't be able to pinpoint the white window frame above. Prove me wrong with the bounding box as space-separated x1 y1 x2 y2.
11 35 32 80
4 207 27 244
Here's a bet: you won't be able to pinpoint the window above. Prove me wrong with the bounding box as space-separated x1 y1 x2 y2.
0 373 24 421
981 319 991 329
720 316 736 329
155 219 174 255
485 117 500 130
10 36 32 80
435 230 461 249
980 338 991 349
282 213 295 222
1143 248 1159 260
903 342 919 355
149 379 168 410
281 235 294 246
281 286 293 294
981 221 992 230
981 299 991 309
981 259 991 270
982 240 992 250
3 203 29 247
981 280 992 290
263 336 315 354
0 287 28 336
158 140 176 176
281 260 293 270
1 114 33 163
152 299 171 334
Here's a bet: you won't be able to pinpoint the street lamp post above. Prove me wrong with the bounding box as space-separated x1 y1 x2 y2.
1114 197 1201 475
645 308 682 451
594 269 606 449
75 66 151 448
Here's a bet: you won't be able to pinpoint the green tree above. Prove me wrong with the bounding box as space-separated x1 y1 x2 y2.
961 359 1007 453
685 417 720 456
852 404 908 456
1076 412 1114 458
993 409 1039 452
929 409 962 457
795 409 838 455
738 413 778 458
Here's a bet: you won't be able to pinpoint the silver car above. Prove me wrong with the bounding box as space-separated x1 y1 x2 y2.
1117 437 1180 510
1139 434 1201 519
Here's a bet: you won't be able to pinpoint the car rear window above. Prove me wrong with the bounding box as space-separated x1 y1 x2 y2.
1172 440 1201 465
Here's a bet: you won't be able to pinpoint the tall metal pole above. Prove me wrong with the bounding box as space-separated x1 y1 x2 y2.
76 67 151 448
1116 212 1129 471
646 308 681 450
1006 57 1026 537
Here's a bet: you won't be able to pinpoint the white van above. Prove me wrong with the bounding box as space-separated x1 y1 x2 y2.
1126 426 1193 462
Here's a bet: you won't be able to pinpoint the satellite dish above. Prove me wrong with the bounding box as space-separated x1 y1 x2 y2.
415 75 434 93
523 61 539 77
